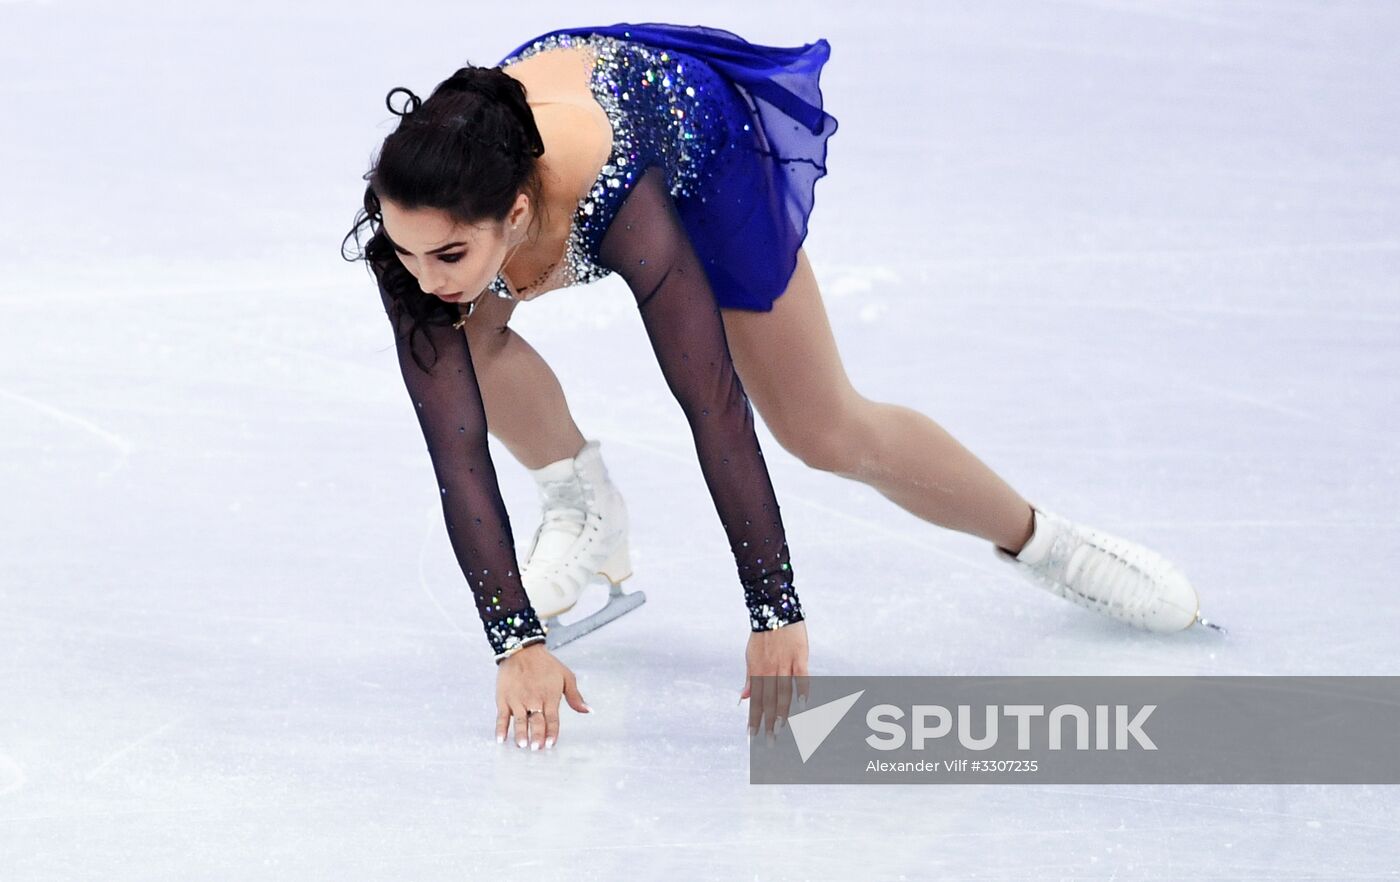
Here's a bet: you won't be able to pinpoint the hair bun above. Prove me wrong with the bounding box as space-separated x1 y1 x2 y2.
441 65 502 97
438 66 545 160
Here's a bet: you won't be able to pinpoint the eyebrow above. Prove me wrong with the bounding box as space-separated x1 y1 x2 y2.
384 232 469 255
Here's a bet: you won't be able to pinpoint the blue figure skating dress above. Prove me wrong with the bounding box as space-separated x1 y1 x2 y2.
492 22 839 312
375 23 837 660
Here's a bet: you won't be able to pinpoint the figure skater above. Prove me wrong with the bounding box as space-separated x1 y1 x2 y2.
342 23 1211 752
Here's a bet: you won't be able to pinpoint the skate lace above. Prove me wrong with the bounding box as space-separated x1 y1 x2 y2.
522 471 605 610
527 476 587 565
538 476 588 532
1059 529 1156 622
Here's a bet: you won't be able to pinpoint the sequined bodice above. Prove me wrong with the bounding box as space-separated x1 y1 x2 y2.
489 32 729 301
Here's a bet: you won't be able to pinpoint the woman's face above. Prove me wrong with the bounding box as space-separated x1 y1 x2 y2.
379 194 528 303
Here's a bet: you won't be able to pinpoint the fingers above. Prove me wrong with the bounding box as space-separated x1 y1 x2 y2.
527 706 546 751
509 700 544 751
761 668 787 742
795 672 811 713
542 703 559 751
747 672 798 745
746 675 766 736
562 669 592 715
774 670 793 731
496 704 511 745
510 700 530 750
503 696 565 750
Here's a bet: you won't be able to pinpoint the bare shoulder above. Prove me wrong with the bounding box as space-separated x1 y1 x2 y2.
529 101 614 210
500 43 613 220
500 42 597 102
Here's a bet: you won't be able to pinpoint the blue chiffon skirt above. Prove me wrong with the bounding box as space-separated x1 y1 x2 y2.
497 22 839 312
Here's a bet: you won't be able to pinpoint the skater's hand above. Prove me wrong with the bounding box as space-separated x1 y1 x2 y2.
740 621 810 743
495 643 591 750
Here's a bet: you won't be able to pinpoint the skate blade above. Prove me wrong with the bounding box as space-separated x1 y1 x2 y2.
544 582 647 651
1193 610 1227 635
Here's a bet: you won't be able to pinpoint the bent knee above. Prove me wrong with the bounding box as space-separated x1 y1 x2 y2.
768 400 870 474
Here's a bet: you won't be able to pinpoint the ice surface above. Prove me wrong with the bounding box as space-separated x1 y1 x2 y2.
1 0 1397 878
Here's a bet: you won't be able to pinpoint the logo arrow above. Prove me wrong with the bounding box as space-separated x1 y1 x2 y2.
788 689 865 762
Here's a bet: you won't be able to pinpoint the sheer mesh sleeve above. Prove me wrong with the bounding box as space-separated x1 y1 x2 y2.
376 277 548 663
597 166 805 632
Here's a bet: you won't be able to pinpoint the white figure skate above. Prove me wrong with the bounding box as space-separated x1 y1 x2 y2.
994 506 1222 633
521 439 645 650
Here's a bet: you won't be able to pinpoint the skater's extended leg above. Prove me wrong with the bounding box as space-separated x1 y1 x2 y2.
462 291 587 469
720 248 1035 554
721 249 1206 632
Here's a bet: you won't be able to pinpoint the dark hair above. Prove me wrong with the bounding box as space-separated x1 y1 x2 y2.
341 64 548 373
